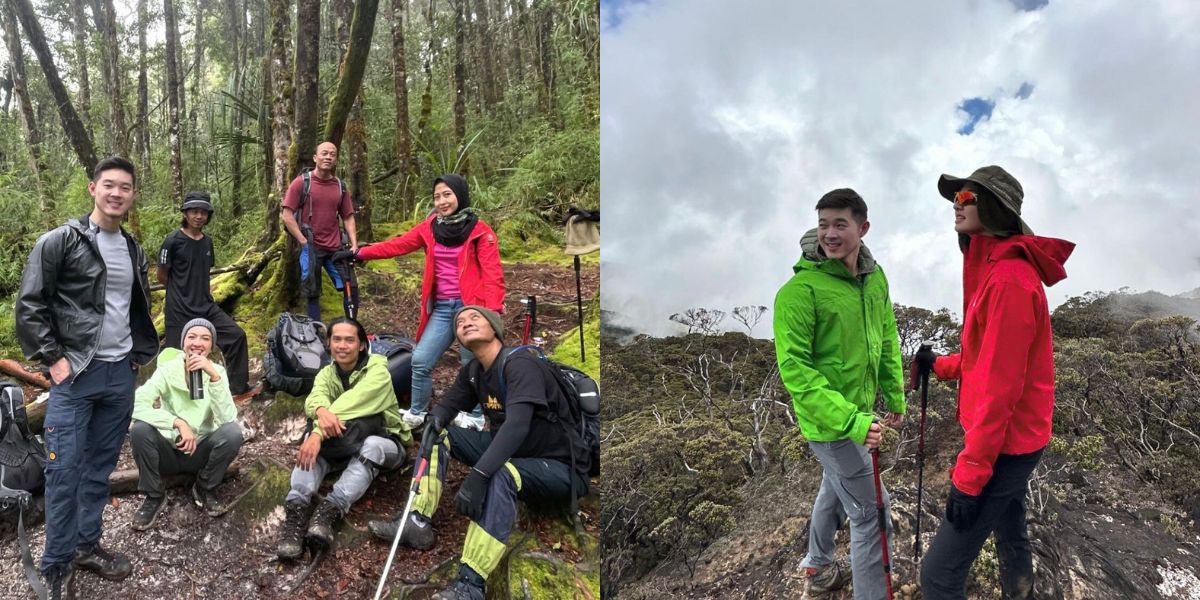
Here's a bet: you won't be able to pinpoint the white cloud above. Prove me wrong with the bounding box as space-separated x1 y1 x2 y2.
601 0 1200 335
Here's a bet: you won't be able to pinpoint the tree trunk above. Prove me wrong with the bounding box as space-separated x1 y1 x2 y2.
536 0 553 118
91 0 129 157
268 0 297 299
509 0 524 88
190 0 206 161
333 0 371 242
390 0 416 217
1 0 51 222
137 0 151 178
258 0 278 244
10 0 98 177
228 0 245 216
415 0 436 155
322 0 379 147
292 0 319 174
69 0 92 137
452 0 467 175
165 0 185 201
473 0 497 106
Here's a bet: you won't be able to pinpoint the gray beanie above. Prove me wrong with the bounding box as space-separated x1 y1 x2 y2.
454 305 504 341
181 318 217 348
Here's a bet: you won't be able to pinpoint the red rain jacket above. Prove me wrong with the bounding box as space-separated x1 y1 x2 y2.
357 217 505 340
933 234 1075 496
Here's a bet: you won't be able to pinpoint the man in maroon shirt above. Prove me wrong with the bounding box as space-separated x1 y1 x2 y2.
280 142 359 321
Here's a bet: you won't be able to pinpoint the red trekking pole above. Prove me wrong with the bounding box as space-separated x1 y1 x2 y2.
870 447 894 600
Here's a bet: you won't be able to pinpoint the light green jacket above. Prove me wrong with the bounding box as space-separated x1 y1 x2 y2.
306 353 412 445
133 347 238 440
773 229 905 445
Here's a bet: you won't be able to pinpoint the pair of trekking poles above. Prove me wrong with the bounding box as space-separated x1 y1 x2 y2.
870 341 933 599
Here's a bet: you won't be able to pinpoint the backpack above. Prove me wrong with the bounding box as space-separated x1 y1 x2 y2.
0 381 47 599
497 346 600 479
263 313 330 396
369 333 415 407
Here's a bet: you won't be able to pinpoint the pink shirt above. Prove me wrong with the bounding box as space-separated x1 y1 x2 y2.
433 242 463 300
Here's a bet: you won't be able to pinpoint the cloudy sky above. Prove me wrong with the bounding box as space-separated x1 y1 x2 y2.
600 0 1200 336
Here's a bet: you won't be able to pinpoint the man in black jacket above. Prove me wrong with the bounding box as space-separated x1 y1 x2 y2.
15 157 158 599
367 306 589 600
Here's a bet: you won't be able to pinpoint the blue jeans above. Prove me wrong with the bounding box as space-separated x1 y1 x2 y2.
410 299 479 417
42 358 136 570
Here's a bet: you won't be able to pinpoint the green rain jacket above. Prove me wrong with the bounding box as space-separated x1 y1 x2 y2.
773 228 905 444
133 347 238 441
306 353 412 445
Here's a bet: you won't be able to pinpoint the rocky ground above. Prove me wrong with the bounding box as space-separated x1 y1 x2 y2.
0 259 599 600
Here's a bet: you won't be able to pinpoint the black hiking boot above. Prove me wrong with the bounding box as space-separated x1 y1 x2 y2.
431 566 486 600
368 512 436 550
73 543 132 581
277 500 314 560
43 564 75 600
191 481 224 517
306 498 343 547
131 494 168 531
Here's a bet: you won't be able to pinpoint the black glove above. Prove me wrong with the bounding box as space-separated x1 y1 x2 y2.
945 484 980 532
454 468 489 522
911 343 937 390
419 413 447 460
330 249 357 264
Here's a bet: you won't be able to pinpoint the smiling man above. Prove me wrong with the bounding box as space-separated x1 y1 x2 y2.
16 157 158 598
773 189 906 599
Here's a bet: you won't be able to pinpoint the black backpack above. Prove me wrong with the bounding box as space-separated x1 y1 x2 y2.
0 381 48 598
263 313 331 396
498 346 601 479
369 333 415 407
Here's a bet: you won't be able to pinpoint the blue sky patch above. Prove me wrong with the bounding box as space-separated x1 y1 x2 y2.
957 97 996 135
1010 0 1049 11
1015 82 1035 99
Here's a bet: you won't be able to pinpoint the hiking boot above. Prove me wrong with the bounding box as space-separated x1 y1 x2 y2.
232 382 264 402
805 558 851 594
431 566 486 600
306 498 343 547
131 494 168 531
400 409 426 430
43 564 75 600
277 500 314 560
451 412 486 431
73 543 132 581
368 512 436 550
191 481 224 517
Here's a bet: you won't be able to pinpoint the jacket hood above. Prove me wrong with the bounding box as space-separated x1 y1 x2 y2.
970 234 1075 286
794 227 877 277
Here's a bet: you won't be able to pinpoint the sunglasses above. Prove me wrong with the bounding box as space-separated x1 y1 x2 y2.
953 190 978 207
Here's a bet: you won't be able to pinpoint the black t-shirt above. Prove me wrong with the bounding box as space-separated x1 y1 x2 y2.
442 351 572 467
158 230 215 326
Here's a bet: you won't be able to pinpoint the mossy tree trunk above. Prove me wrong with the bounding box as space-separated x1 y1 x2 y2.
322 0 379 148
1 0 51 223
292 0 320 173
268 0 298 303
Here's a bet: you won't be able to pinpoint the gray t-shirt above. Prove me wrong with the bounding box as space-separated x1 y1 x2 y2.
92 222 134 361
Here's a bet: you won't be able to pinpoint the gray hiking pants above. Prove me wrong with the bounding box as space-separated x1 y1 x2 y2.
800 439 894 600
285 435 404 512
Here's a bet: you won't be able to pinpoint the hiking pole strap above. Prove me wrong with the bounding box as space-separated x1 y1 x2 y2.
17 499 46 600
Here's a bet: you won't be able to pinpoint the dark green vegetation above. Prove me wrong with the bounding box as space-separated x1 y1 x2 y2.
602 295 1200 598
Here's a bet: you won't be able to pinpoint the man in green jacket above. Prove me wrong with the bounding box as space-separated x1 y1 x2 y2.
773 189 906 599
130 318 243 530
276 317 413 559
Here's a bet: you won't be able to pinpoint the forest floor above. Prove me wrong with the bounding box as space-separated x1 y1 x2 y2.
0 257 599 600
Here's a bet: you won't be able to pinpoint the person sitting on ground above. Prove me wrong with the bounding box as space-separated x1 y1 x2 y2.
367 306 590 600
347 174 505 432
130 318 244 530
276 317 413 559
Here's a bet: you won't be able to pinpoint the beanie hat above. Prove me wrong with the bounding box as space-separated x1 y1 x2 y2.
181 318 217 348
454 305 503 341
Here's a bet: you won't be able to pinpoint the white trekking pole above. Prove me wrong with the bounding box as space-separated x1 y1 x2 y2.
373 441 434 600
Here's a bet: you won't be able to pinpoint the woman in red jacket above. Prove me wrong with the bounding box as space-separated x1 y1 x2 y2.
918 166 1074 600
354 174 505 431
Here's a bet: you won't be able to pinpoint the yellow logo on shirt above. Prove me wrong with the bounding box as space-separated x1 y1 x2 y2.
485 395 502 411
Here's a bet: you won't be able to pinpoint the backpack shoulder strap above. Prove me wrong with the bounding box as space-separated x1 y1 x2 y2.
301 170 313 222
497 345 542 403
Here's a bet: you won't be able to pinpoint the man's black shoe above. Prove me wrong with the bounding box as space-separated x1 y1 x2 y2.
73 543 132 581
132 494 168 531
44 563 75 600
368 512 436 550
431 566 485 600
191 481 224 517
306 498 343 547
277 500 313 560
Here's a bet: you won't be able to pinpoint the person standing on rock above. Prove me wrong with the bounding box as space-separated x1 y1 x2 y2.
917 166 1074 600
275 317 412 560
15 156 158 598
129 318 244 529
345 174 505 432
366 306 590 600
158 190 257 399
280 141 359 322
772 188 906 599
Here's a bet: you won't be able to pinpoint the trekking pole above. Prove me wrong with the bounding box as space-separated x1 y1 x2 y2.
339 257 357 320
912 341 933 564
870 447 894 600
373 452 431 600
573 255 585 361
